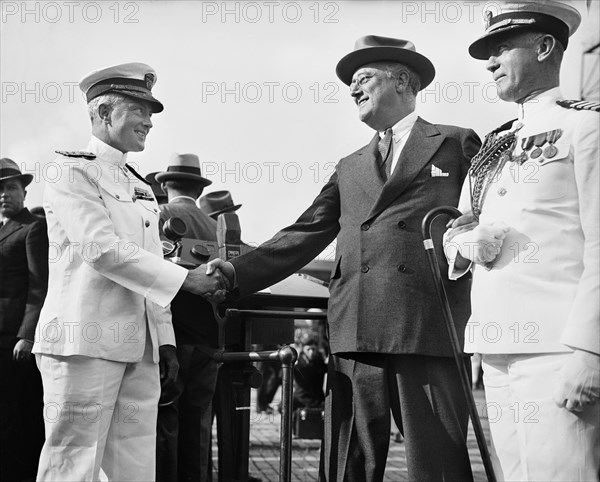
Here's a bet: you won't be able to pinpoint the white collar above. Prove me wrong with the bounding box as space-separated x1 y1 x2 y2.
517 87 562 121
169 196 197 204
88 135 129 167
379 111 418 141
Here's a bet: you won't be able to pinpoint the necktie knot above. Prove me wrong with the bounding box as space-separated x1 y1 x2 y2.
378 128 393 180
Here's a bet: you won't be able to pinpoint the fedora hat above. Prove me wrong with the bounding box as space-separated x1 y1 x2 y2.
199 191 242 218
0 158 33 187
155 153 212 187
336 35 435 89
469 1 581 60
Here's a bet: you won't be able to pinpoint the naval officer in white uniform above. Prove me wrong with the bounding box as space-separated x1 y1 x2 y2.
446 2 599 480
34 62 226 482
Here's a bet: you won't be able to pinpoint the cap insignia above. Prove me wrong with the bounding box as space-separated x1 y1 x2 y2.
144 73 155 90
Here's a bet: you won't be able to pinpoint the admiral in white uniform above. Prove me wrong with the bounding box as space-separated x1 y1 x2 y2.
34 63 225 482
446 2 599 480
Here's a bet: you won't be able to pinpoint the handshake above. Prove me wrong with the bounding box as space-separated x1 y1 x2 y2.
180 258 236 303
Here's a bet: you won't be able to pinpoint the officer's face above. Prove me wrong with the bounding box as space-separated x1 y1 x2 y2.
485 31 541 103
106 99 154 153
0 178 26 219
350 64 403 131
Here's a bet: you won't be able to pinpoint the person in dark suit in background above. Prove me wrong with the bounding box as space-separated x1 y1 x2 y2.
292 333 327 411
29 206 46 218
209 35 481 481
155 153 219 482
0 158 48 482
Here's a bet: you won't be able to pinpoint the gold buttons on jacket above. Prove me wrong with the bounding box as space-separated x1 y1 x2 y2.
498 188 507 196
145 220 150 227
360 264 369 273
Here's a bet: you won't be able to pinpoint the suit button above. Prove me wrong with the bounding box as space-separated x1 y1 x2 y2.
398 220 406 229
145 220 150 227
360 264 369 273
398 264 406 272
361 223 370 231
115 194 120 199
498 187 507 196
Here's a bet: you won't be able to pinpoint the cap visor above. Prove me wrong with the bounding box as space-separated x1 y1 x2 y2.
118 89 164 113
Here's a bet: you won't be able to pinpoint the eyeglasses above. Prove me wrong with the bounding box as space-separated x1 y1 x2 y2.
350 73 375 90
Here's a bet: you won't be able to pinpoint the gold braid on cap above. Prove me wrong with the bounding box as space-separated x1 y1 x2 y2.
469 120 520 220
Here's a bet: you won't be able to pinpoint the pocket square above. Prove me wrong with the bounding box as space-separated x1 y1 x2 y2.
431 165 449 177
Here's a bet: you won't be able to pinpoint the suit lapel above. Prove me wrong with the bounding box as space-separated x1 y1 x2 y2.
366 118 443 220
0 219 23 243
347 133 385 204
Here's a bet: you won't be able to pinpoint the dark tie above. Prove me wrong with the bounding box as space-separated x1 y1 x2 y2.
378 128 393 180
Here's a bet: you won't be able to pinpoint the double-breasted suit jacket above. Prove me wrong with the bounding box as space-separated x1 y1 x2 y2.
0 208 48 348
232 118 481 357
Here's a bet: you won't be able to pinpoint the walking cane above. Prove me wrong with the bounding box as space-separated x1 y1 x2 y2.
421 206 497 482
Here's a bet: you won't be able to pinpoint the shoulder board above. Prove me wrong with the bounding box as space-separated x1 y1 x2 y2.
557 100 600 112
490 118 518 135
55 150 96 160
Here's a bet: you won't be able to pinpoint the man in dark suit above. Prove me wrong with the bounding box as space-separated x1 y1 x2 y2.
0 158 48 482
155 153 219 482
209 36 481 480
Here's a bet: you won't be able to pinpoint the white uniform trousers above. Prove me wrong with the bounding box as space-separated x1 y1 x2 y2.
36 334 159 482
483 353 600 482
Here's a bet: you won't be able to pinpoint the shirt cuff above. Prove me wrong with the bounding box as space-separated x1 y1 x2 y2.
146 260 189 308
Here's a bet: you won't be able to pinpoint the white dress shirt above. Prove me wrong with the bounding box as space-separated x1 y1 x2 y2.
379 111 419 175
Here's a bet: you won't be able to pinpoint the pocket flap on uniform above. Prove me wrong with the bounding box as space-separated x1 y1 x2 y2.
97 182 133 203
536 140 570 166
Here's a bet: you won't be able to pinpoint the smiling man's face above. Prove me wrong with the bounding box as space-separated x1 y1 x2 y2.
349 63 405 131
484 31 542 103
105 99 154 153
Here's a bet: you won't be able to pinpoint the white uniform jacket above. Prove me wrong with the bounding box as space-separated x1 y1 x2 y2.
451 88 599 355
33 136 188 363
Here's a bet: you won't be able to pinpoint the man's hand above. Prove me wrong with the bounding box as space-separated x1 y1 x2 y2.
181 263 229 302
553 350 600 412
449 221 510 266
159 344 179 387
445 211 479 242
206 258 235 287
13 339 33 362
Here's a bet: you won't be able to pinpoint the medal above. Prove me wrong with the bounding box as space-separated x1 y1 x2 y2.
542 129 562 159
529 133 547 159
521 136 534 151
542 145 558 158
530 148 542 159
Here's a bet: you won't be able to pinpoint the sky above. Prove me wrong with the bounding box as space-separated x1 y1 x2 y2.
2 0 598 248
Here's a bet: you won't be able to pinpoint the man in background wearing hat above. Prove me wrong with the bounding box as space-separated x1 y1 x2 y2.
33 63 226 482
155 153 219 482
209 36 481 480
446 2 599 479
199 190 242 221
0 158 47 482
